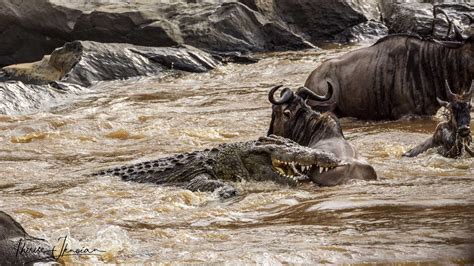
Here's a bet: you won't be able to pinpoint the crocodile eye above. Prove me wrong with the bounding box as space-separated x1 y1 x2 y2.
283 109 291 117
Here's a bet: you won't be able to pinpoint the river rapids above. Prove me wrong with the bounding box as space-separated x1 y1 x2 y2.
0 45 473 264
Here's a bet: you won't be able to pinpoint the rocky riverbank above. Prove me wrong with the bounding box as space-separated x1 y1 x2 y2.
0 40 225 114
0 0 472 115
1 41 221 86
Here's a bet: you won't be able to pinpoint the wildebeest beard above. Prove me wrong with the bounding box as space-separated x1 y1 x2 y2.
268 85 377 186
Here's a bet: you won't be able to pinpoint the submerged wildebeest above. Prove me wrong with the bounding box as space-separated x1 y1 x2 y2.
404 80 473 158
304 11 473 120
0 211 55 264
268 85 377 186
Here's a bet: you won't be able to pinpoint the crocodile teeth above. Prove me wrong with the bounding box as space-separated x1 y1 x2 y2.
290 163 300 175
274 166 285 175
319 168 323 174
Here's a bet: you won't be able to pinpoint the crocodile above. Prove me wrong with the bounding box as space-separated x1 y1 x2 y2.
95 135 341 198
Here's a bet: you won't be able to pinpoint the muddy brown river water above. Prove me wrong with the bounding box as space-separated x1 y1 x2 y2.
1 45 473 264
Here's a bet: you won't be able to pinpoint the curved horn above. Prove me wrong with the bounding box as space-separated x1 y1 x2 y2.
269 85 294 105
296 82 333 101
445 80 457 101
435 8 453 38
437 8 465 41
463 14 473 25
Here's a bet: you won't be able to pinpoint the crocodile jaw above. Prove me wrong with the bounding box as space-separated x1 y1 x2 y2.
271 158 338 183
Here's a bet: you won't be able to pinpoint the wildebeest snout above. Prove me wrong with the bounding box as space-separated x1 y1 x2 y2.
458 125 471 137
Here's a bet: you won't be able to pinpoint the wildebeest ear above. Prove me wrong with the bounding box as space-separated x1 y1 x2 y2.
437 97 449 107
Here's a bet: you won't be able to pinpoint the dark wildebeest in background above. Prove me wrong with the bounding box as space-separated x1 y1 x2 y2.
0 211 55 264
268 85 377 186
404 80 473 158
304 11 473 120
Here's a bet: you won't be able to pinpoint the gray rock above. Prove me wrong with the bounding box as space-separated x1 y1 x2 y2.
5 0 471 69
0 211 56 264
2 40 220 87
0 0 315 66
272 0 380 42
174 2 315 52
0 80 84 115
335 21 388 43
0 40 222 114
0 24 64 68
57 41 166 87
381 2 437 37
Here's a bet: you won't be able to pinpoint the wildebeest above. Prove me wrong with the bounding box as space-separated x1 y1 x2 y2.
403 80 473 158
304 12 473 120
268 85 377 186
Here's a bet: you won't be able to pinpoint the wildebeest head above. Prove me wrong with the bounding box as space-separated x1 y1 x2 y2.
437 80 473 138
268 85 377 186
268 83 334 142
431 10 474 100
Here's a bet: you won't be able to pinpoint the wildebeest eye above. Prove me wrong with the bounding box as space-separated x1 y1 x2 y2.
283 109 291 117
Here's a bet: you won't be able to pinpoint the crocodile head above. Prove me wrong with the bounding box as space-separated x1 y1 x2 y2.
242 135 341 186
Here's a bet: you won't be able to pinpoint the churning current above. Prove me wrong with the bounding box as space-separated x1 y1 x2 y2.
0 46 473 264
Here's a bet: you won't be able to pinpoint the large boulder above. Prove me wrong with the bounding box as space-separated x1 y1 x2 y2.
71 10 182 47
380 2 434 37
0 40 221 114
2 40 220 86
173 2 315 52
0 0 314 66
271 0 381 42
0 24 64 68
0 0 184 66
7 0 473 69
0 211 55 264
